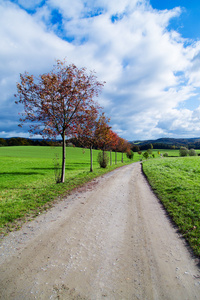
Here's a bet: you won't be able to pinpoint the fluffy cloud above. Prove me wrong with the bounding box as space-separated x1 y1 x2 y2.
1 0 200 140
0 0 74 134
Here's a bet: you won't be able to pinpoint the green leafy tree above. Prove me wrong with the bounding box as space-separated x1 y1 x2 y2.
0 138 7 146
143 151 149 159
126 150 134 160
97 151 109 168
188 149 197 156
179 147 189 157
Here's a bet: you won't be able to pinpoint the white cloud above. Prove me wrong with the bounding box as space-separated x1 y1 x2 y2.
156 107 200 137
47 0 85 19
1 0 200 140
0 2 75 92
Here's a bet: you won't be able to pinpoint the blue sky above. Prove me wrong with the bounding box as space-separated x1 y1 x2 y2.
151 0 200 40
1 0 200 141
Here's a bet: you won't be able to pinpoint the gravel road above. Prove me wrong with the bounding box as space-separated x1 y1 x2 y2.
0 162 200 299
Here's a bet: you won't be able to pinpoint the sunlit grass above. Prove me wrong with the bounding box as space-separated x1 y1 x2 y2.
143 156 200 256
0 146 135 234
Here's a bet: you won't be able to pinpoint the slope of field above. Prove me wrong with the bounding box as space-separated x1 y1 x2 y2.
143 157 200 256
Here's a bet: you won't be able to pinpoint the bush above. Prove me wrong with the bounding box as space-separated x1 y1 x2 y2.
179 147 188 157
143 151 149 159
97 151 109 168
126 150 134 160
163 152 168 157
66 142 75 147
188 149 197 156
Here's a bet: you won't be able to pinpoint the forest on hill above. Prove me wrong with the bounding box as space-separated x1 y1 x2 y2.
131 137 200 151
0 137 58 147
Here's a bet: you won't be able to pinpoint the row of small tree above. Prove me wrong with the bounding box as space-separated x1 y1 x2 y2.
179 147 198 157
77 112 131 171
15 59 131 183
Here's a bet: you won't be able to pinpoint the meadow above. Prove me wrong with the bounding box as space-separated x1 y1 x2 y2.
143 156 200 256
0 146 137 234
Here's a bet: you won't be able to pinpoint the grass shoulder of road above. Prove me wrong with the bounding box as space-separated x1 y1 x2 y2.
0 146 137 236
142 156 200 257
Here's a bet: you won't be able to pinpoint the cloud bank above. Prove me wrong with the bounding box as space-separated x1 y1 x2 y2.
1 0 200 140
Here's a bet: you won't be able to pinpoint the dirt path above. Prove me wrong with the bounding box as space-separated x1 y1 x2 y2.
0 162 200 299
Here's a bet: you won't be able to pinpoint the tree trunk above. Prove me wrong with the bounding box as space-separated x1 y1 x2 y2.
61 133 66 183
121 152 123 163
115 151 117 164
110 150 112 166
90 145 93 172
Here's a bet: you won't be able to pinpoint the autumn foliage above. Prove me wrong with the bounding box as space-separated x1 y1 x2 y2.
76 106 101 172
15 59 104 182
15 59 132 181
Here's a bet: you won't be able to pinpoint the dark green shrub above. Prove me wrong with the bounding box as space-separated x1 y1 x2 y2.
126 150 134 160
163 152 168 157
97 151 109 168
188 149 197 156
66 142 75 147
143 151 149 159
179 147 188 157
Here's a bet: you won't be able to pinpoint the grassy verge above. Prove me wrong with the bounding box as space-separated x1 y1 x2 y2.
0 146 137 235
142 157 200 257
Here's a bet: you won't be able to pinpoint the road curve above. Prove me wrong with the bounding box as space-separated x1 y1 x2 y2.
0 162 200 299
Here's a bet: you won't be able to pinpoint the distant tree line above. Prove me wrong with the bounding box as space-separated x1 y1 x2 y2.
2 138 200 150
130 141 200 151
0 137 60 147
139 143 175 150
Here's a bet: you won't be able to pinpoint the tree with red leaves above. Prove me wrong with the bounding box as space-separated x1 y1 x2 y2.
90 112 111 168
101 129 119 166
95 112 111 153
108 130 119 165
117 137 130 162
15 59 104 182
76 106 101 172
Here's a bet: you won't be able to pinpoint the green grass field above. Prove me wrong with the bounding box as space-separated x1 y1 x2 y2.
143 156 200 256
154 149 179 156
1 146 200 257
0 146 137 234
